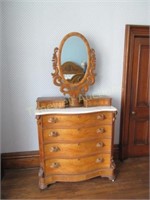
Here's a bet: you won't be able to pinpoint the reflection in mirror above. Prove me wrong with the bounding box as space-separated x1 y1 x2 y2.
61 36 87 83
61 61 85 83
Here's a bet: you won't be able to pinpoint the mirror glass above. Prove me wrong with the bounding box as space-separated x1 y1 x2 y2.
61 36 88 83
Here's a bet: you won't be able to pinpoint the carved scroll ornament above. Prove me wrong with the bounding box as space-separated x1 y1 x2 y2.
51 46 96 98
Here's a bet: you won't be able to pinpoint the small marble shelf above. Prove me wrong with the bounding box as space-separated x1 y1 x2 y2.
35 106 117 116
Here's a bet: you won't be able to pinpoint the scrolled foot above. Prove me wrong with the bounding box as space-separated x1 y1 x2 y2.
108 176 116 182
39 182 47 190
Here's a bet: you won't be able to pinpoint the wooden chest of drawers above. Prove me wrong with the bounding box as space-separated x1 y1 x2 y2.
36 106 117 189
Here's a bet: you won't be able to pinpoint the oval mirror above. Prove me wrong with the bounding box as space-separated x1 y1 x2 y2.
61 36 88 83
52 32 96 105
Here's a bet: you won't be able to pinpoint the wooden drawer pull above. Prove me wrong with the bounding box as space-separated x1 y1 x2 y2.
96 142 104 147
97 128 105 134
48 117 57 123
49 131 58 137
96 158 104 163
97 114 105 120
50 146 60 152
50 162 60 168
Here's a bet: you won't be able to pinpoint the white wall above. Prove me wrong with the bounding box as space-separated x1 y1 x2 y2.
1 0 150 153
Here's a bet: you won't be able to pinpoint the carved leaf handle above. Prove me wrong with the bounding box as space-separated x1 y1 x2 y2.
96 142 104 147
50 162 60 168
49 131 58 137
48 117 57 123
50 146 60 152
97 114 105 120
96 158 104 163
97 127 105 134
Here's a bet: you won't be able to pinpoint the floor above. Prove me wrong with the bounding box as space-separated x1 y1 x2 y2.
1 157 149 199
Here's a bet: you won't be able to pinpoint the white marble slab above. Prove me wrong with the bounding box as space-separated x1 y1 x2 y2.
35 106 117 116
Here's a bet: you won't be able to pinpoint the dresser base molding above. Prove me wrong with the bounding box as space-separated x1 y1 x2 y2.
39 167 115 189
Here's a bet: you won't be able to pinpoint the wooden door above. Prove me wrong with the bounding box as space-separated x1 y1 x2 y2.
120 25 150 160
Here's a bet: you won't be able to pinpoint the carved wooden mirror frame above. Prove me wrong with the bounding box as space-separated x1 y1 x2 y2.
52 32 96 105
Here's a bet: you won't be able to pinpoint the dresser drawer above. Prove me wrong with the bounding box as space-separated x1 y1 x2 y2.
42 112 113 129
45 153 111 175
43 125 112 143
44 139 111 158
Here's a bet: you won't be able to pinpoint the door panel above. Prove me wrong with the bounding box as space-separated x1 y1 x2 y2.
132 38 149 110
128 37 149 156
133 119 149 145
128 118 149 156
120 25 150 159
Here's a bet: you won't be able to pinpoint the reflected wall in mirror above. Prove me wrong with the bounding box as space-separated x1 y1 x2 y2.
52 32 96 106
61 36 87 82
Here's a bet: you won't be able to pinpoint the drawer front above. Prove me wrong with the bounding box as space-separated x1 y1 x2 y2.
42 112 113 129
44 139 111 158
45 153 111 175
43 125 112 143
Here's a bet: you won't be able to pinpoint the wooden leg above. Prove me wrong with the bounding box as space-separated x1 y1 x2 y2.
38 167 44 177
108 175 116 182
109 157 116 182
39 180 47 190
38 167 47 190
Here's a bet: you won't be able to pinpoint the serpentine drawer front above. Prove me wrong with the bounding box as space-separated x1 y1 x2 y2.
36 106 117 189
45 153 111 175
44 139 111 158
42 112 113 129
43 125 112 142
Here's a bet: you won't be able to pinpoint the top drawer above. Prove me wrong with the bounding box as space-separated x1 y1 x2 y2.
42 112 114 129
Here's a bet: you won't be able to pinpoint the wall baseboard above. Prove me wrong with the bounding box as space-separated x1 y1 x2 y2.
113 144 119 160
2 151 40 169
1 145 119 169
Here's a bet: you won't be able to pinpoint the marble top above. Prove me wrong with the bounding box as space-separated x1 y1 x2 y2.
35 106 117 116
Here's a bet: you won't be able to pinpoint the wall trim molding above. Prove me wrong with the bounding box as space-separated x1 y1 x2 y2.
2 151 40 169
2 145 119 169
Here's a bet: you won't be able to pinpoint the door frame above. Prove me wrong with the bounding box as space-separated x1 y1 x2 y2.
119 25 149 160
